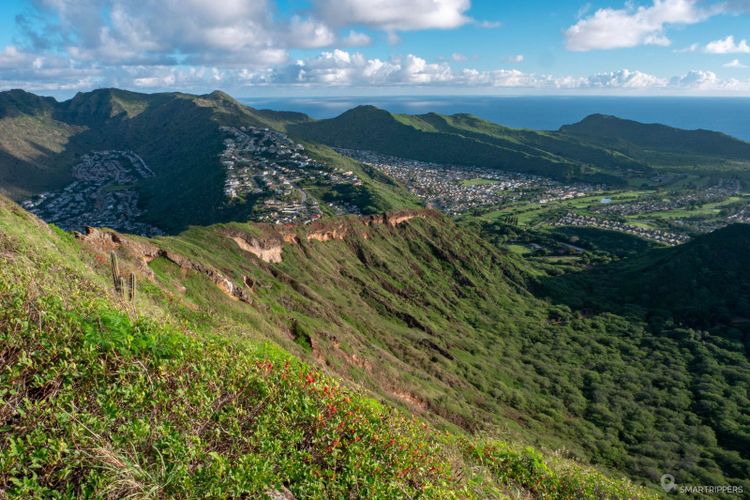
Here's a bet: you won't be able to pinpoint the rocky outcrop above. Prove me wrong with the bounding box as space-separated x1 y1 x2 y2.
305 226 348 242
226 209 439 263
160 250 252 304
226 231 284 264
76 209 438 301
75 227 122 253
384 212 422 226
76 227 161 261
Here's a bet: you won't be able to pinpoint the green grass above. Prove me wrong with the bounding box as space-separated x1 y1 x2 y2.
473 191 654 228
506 244 531 255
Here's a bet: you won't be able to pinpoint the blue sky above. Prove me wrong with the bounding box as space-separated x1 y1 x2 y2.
0 0 749 96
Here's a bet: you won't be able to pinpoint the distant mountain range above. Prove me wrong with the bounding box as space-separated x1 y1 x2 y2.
290 105 750 185
2 88 750 233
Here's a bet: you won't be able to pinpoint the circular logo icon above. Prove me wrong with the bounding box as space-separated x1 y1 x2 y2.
661 474 676 492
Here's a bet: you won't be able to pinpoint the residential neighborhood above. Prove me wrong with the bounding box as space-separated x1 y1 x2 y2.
22 150 162 236
220 126 363 224
555 213 690 245
591 179 742 218
337 149 597 215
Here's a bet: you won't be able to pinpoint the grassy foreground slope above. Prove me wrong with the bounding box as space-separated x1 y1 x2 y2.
0 199 651 497
150 216 750 492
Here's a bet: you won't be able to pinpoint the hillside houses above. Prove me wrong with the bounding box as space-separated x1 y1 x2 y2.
23 150 162 236
338 149 596 215
555 213 690 245
219 126 362 223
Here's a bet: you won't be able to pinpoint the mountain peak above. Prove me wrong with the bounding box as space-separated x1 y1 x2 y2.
60 88 159 122
206 89 237 102
341 105 392 117
0 88 57 118
560 112 750 158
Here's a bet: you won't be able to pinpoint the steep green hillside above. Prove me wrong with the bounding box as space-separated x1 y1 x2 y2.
541 223 750 329
0 89 58 117
561 114 750 171
0 197 651 497
0 90 81 197
38 203 744 491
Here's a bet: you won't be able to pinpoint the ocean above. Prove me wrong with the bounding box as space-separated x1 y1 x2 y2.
239 96 750 140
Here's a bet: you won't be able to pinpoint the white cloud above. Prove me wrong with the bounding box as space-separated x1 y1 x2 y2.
505 54 524 63
257 51 737 92
580 69 668 88
670 69 719 87
6 41 750 94
19 0 293 66
724 58 748 68
127 66 230 89
675 42 701 52
272 50 454 86
451 53 468 62
460 68 546 87
285 17 337 49
0 46 33 69
565 0 715 51
473 20 502 29
0 45 103 91
133 74 176 88
341 30 372 47
705 35 750 54
312 0 472 31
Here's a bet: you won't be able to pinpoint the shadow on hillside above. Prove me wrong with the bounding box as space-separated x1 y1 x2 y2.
533 258 651 322
0 147 74 198
535 229 750 335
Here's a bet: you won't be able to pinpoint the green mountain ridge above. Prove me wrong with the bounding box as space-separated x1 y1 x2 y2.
561 113 750 161
289 105 617 184
289 103 750 187
4 88 750 236
0 89 58 118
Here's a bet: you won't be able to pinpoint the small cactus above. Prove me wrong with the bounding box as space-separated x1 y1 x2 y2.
110 251 120 293
128 273 136 303
109 251 136 304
